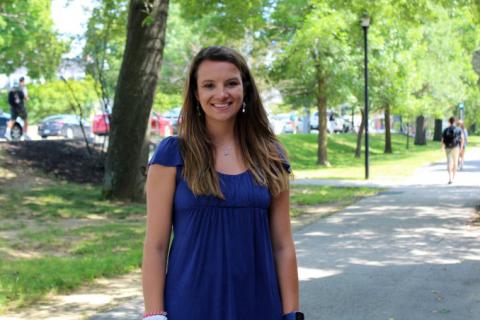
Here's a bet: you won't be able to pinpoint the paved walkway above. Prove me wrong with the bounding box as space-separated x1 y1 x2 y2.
298 148 480 320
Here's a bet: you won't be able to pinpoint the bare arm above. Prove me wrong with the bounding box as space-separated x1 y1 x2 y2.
270 187 300 314
142 165 176 314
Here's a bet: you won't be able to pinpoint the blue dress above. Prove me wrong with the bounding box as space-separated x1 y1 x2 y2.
149 136 289 320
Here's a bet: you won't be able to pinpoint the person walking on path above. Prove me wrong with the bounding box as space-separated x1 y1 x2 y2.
457 120 468 170
441 116 463 184
142 46 303 320
4 79 29 140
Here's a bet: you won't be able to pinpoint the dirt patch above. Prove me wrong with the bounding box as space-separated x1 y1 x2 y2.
0 269 144 320
1 140 105 185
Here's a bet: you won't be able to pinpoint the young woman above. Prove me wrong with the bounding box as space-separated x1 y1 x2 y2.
457 120 468 170
142 46 303 320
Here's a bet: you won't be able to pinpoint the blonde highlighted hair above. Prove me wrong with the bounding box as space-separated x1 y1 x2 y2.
178 46 290 199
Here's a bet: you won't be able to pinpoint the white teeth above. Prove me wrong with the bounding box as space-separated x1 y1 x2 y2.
212 103 229 108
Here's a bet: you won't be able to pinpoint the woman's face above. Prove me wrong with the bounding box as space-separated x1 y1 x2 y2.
195 60 244 125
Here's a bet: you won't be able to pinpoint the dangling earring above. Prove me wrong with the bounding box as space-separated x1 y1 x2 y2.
197 103 202 116
242 101 246 113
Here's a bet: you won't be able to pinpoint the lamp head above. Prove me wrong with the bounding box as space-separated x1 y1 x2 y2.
361 15 371 28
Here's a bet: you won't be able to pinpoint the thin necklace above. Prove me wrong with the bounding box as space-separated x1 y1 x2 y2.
223 145 233 157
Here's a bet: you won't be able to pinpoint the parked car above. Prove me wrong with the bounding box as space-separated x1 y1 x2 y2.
38 114 91 139
269 114 297 134
0 110 23 141
310 110 348 133
151 111 173 137
162 107 181 134
92 111 173 137
92 113 110 136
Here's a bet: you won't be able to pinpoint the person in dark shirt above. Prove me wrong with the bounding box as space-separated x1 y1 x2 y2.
441 116 464 184
4 80 29 140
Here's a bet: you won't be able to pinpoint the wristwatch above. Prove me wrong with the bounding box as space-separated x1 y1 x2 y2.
282 311 305 320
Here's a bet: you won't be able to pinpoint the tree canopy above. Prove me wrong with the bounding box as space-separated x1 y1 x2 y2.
0 0 67 79
4 0 479 199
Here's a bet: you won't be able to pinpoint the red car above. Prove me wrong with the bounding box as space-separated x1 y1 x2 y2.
92 113 110 136
92 111 173 137
150 111 174 136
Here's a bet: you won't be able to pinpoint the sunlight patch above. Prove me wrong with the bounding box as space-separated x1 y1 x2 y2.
62 294 112 305
348 258 386 267
298 267 341 281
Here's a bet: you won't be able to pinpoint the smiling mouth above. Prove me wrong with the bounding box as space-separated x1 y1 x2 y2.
211 102 232 110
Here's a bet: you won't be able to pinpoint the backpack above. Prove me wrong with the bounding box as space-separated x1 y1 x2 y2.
443 126 459 148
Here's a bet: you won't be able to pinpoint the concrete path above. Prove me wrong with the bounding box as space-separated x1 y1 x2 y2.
298 148 480 320
89 148 480 320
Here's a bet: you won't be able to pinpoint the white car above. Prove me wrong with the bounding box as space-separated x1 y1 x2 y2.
0 110 24 141
269 114 296 134
310 111 347 133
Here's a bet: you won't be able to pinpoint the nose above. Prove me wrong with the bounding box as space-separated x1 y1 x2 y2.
213 85 229 100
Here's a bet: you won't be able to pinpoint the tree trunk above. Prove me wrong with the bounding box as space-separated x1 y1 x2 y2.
433 119 443 141
406 122 410 150
317 76 329 165
384 103 392 153
103 0 169 201
355 109 365 158
414 115 427 145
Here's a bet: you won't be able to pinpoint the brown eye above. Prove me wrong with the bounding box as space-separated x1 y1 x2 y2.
202 83 214 89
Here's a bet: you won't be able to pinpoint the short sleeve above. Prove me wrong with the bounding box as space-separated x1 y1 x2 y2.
275 142 291 174
149 136 183 167
282 156 291 174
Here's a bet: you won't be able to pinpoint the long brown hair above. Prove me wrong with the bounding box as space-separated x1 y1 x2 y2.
178 46 290 199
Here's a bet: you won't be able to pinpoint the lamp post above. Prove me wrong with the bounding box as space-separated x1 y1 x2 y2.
458 102 464 121
361 15 370 180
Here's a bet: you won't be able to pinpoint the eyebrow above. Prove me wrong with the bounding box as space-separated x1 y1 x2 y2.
200 77 241 84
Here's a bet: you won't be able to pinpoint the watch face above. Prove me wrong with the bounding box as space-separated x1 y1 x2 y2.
295 312 305 320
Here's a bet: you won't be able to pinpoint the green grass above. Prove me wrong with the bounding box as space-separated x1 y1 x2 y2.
0 184 145 220
0 220 145 311
280 133 444 180
0 225 143 309
289 185 381 217
0 181 147 312
291 185 380 206
468 135 480 147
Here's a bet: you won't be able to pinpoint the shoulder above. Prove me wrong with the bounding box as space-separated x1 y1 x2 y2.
274 141 291 174
148 136 183 167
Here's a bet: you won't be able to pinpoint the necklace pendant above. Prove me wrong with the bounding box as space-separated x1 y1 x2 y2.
223 146 232 157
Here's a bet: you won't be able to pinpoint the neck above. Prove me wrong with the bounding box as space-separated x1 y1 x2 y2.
206 118 236 147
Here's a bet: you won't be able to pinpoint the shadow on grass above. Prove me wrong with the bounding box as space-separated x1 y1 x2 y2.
0 184 145 220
